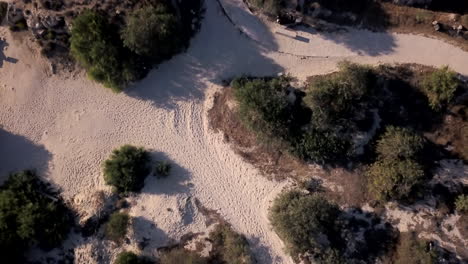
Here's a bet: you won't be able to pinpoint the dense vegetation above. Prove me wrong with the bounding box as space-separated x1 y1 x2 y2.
0 171 71 263
105 211 130 243
122 4 182 59
209 224 255 264
70 10 139 92
367 127 426 201
103 145 151 194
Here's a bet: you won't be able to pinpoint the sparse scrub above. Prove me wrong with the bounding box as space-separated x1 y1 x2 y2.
103 145 150 194
422 66 459 111
209 224 255 264
153 160 172 177
455 194 468 214
159 248 208 264
0 170 71 263
390 232 436 264
105 212 130 243
122 4 182 59
269 190 341 261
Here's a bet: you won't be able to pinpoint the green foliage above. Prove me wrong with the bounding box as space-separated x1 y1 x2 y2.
0 171 71 262
232 77 292 139
304 62 375 131
209 224 255 264
392 232 436 264
122 4 182 59
455 194 468 214
114 251 152 264
422 66 459 110
376 126 424 161
153 160 172 177
70 10 137 92
105 212 130 243
103 145 150 194
160 248 207 264
248 0 281 15
269 190 341 261
294 128 349 164
367 159 424 201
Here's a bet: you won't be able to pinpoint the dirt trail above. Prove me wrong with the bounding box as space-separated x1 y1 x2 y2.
1 0 468 263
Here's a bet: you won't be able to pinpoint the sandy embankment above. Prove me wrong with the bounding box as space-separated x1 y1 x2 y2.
1 0 468 263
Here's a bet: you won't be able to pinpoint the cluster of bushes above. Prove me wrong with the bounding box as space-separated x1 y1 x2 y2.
70 0 202 91
103 145 151 194
209 224 255 264
367 126 426 202
0 170 71 263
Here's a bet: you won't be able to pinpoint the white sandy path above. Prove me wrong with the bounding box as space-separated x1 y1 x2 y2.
1 0 468 263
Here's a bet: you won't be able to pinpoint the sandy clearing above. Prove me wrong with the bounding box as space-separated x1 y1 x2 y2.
1 0 468 263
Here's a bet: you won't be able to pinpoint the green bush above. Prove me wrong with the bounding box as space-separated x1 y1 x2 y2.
209 224 255 264
160 248 207 264
422 66 459 111
376 126 424 161
105 212 130 243
103 145 150 194
269 190 341 261
0 170 71 263
232 77 292 139
455 194 468 214
304 62 375 131
367 159 424 201
391 232 436 264
70 10 137 92
293 128 350 164
122 4 182 59
114 251 152 264
153 160 172 177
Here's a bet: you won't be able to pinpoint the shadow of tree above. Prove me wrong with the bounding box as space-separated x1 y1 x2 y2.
0 37 18 68
131 216 172 257
125 0 283 109
0 128 52 183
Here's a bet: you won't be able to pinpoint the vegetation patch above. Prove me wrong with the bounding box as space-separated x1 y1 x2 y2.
209 224 255 264
114 251 152 264
153 160 172 177
103 145 151 194
105 211 130 243
0 170 71 263
159 248 207 264
0 1 7 24
421 66 460 111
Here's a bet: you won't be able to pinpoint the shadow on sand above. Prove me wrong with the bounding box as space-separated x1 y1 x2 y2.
0 38 18 68
0 128 52 183
125 0 283 109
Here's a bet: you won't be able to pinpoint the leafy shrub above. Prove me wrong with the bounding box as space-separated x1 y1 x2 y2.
0 170 71 263
293 128 350 164
153 160 172 177
122 4 182 59
269 190 341 261
232 77 292 139
367 159 424 201
105 212 130 243
455 194 468 214
209 224 255 264
376 126 424 161
160 248 207 264
103 145 150 194
70 10 137 92
422 66 459 110
391 232 436 264
115 251 152 264
304 62 375 131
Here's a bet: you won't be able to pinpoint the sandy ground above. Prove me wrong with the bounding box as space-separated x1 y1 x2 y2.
1 0 468 263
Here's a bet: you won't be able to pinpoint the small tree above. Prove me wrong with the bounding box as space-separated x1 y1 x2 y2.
269 190 341 261
103 145 150 194
455 194 468 214
122 4 182 59
294 128 349 164
105 212 130 243
367 159 424 201
422 66 459 111
376 126 424 161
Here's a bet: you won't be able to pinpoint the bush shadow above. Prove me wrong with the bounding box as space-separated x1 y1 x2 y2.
131 216 171 256
141 151 192 195
125 0 283 109
0 128 52 183
0 37 18 68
